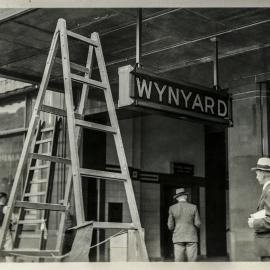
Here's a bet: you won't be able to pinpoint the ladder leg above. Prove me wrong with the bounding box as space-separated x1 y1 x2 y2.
59 18 85 224
92 32 149 262
56 34 94 254
0 24 60 250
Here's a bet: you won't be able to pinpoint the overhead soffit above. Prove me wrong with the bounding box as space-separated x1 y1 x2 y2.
0 8 270 90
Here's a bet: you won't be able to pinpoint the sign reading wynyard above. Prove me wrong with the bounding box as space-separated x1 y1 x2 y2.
118 65 232 125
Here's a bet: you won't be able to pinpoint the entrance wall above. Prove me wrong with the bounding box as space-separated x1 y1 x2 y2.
106 115 205 259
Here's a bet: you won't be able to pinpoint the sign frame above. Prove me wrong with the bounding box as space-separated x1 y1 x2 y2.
118 65 233 126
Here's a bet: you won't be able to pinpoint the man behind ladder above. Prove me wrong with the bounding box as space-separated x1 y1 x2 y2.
167 188 201 262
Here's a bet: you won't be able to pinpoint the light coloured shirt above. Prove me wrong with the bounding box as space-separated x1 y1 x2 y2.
263 180 270 191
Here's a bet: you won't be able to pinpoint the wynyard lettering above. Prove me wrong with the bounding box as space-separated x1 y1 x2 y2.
134 75 229 118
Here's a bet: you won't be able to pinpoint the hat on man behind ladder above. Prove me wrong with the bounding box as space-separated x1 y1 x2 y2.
173 188 189 200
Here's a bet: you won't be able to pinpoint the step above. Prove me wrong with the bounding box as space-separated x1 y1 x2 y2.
71 74 106 90
0 249 59 257
29 164 49 170
75 119 117 134
67 30 98 47
15 201 67 211
36 138 53 144
19 234 41 239
29 153 71 165
41 105 83 119
68 221 136 231
24 192 46 197
30 179 48 184
80 168 126 181
93 222 136 230
55 57 90 73
18 219 45 225
41 126 54 133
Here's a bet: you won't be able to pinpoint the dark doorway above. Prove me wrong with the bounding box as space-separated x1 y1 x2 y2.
160 181 200 260
205 128 227 257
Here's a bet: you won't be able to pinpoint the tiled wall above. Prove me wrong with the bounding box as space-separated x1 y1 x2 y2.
140 182 160 259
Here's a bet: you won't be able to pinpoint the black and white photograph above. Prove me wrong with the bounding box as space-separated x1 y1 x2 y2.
0 1 270 268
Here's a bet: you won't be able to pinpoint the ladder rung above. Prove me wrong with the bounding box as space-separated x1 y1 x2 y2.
75 119 117 134
41 105 83 119
71 74 106 90
67 30 98 47
41 126 54 133
55 57 90 73
29 153 71 165
19 234 41 239
24 192 46 197
36 138 52 144
30 164 49 170
18 219 45 225
15 201 67 211
80 168 126 181
93 222 136 230
69 221 136 231
0 249 59 257
30 179 48 184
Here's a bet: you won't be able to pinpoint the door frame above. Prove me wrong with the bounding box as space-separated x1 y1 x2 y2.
159 174 205 260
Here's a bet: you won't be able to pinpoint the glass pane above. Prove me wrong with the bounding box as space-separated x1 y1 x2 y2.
0 99 25 131
0 135 24 194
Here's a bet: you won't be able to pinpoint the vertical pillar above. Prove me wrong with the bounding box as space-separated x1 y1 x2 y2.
136 8 142 68
228 80 270 261
210 37 219 90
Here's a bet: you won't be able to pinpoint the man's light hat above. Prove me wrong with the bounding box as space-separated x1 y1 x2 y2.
173 188 189 200
252 157 270 171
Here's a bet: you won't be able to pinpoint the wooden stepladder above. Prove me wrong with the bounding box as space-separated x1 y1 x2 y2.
0 18 149 262
12 117 62 257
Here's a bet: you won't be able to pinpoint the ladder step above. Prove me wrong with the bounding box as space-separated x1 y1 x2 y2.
30 164 49 170
30 179 48 184
67 30 98 47
55 57 90 74
0 249 59 257
18 219 45 225
41 126 54 133
19 234 41 239
36 138 53 144
80 168 126 181
69 221 136 230
24 192 46 197
75 119 117 134
71 74 106 90
15 201 67 211
41 105 83 119
29 153 71 165
93 222 136 230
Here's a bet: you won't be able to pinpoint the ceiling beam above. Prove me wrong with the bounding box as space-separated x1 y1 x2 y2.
0 9 37 24
157 42 270 74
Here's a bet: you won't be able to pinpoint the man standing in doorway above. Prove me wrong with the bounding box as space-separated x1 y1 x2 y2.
248 157 270 261
167 188 201 262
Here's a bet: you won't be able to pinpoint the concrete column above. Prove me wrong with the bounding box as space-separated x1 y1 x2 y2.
228 81 270 261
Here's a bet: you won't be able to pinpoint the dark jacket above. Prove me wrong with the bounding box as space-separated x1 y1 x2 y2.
167 201 201 243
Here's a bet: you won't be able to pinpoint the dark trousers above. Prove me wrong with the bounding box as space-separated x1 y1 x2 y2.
174 242 198 262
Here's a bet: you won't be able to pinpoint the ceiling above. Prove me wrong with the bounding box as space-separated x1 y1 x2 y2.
1 8 270 96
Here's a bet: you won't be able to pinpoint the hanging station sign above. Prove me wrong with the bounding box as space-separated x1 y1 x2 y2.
118 65 232 126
